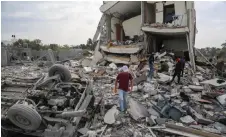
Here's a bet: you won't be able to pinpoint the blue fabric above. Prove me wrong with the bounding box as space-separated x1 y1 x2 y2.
119 89 127 112
180 58 185 63
149 62 154 79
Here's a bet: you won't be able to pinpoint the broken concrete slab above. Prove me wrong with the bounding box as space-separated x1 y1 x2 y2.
203 104 214 110
91 41 103 67
194 113 214 125
100 45 142 54
216 94 226 107
104 105 119 124
146 115 157 126
180 115 196 125
214 122 226 134
134 74 147 85
105 55 130 64
81 58 92 67
128 98 149 121
155 118 167 125
147 106 160 117
157 73 171 83
140 82 157 95
200 78 226 88
78 127 89 135
188 85 204 92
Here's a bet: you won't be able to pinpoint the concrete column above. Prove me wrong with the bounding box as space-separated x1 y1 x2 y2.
141 1 145 26
106 14 111 41
187 9 196 72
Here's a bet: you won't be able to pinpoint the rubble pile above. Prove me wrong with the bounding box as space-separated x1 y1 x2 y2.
1 52 226 137
78 52 226 137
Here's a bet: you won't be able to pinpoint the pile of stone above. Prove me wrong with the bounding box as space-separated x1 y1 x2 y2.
77 52 226 137
1 52 226 137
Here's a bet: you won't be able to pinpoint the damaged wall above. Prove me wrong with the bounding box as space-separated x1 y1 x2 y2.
155 1 188 26
31 49 83 61
163 39 188 51
122 15 142 39
111 17 121 41
1 47 9 66
58 49 83 60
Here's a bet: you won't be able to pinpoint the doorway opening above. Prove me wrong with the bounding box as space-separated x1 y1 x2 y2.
163 4 175 23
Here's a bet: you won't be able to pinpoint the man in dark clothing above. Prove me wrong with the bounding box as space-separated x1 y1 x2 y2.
170 58 182 84
148 53 155 79
180 57 185 77
114 65 133 112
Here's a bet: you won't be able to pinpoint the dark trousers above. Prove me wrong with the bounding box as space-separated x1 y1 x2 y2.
181 68 184 77
171 71 181 83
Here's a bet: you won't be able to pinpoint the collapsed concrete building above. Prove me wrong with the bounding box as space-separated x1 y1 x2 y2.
92 1 197 71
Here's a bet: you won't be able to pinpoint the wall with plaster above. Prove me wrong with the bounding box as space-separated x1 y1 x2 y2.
122 15 142 39
111 17 120 41
155 1 189 26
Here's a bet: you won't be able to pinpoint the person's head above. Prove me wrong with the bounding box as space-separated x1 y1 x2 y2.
176 58 180 62
119 65 129 72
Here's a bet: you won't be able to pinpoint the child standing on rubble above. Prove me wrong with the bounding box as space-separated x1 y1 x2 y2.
170 58 182 84
114 65 133 112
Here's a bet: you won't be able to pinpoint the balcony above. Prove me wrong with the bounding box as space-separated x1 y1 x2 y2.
142 23 189 36
100 1 141 18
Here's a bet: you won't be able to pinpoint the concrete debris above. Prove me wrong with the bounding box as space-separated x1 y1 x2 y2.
201 78 226 87
188 85 204 92
109 63 117 70
139 82 157 95
82 58 92 67
84 67 93 73
157 73 171 83
146 115 157 126
180 115 196 125
156 118 167 125
2 49 226 137
194 113 214 125
128 98 149 121
104 105 119 124
214 122 226 134
216 94 226 106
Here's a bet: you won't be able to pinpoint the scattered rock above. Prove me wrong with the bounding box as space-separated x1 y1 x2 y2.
180 115 196 125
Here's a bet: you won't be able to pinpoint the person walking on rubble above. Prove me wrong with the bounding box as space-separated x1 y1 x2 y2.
148 53 155 80
114 65 133 112
170 58 182 84
180 57 185 77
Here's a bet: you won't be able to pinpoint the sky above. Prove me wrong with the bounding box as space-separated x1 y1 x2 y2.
1 1 226 48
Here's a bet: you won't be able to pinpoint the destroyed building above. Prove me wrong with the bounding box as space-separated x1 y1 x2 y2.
2 1 226 137
92 1 197 71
